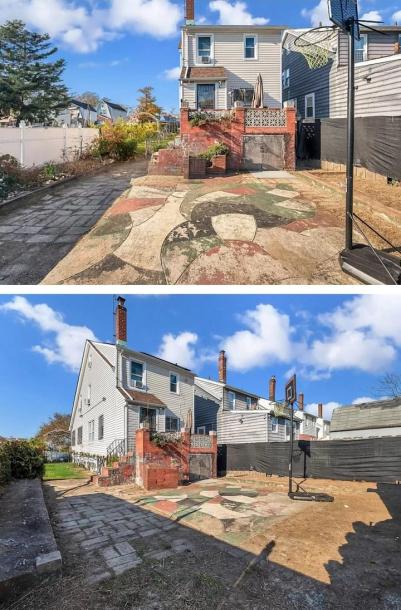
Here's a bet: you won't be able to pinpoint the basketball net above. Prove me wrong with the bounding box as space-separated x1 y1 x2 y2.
285 27 338 70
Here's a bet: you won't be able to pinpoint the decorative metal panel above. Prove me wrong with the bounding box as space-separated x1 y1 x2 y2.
245 109 287 128
190 434 212 448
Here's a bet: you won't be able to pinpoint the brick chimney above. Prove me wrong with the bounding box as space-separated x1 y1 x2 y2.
185 0 195 24
298 393 304 411
318 403 323 419
218 350 227 384
115 296 127 345
269 376 276 402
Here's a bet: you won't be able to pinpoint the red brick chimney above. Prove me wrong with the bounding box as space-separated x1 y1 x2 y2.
115 296 127 345
298 393 304 411
318 403 323 419
185 0 195 23
218 350 227 384
269 376 276 402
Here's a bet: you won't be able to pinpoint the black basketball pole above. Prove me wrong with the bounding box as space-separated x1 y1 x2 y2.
345 17 355 251
288 402 294 495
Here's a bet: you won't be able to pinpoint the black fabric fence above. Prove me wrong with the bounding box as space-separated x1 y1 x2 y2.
218 437 401 483
318 116 401 181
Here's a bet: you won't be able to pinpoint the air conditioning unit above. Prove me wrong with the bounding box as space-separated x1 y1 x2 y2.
201 56 212 64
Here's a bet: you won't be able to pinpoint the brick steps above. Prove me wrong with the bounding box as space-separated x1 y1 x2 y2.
93 457 135 488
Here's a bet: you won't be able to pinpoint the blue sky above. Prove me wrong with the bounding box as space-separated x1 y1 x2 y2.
0 293 400 438
1 0 399 110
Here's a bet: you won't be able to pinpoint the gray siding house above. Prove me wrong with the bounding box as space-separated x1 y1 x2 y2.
179 1 284 110
282 26 401 119
194 352 300 444
55 99 98 127
330 397 401 439
97 100 128 123
70 299 195 460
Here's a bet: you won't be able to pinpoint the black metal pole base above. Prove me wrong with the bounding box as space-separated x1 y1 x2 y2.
340 245 401 285
289 491 334 502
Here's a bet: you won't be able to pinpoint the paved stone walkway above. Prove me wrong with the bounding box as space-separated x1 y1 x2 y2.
0 160 147 284
42 170 371 285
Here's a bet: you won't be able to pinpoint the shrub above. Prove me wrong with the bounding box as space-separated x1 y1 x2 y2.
199 143 230 162
92 120 158 161
0 440 44 481
189 111 232 128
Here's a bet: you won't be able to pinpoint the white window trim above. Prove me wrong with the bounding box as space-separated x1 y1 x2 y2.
166 415 180 432
196 82 218 110
227 390 236 410
282 68 290 89
197 426 206 435
169 371 180 395
355 34 368 63
304 92 315 119
129 358 146 391
98 415 104 440
243 33 258 60
88 420 95 444
271 417 278 433
245 396 252 409
195 33 215 66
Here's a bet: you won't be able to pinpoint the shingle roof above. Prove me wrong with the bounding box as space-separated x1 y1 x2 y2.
330 398 401 432
104 100 127 112
180 66 227 81
118 388 165 407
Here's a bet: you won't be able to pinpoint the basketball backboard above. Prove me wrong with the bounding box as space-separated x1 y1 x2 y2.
328 0 360 39
285 375 297 405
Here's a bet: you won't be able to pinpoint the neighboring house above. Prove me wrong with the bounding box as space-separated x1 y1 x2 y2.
69 298 195 458
330 397 401 440
296 397 330 440
97 99 128 123
194 353 300 444
179 0 284 110
282 26 401 120
54 99 98 127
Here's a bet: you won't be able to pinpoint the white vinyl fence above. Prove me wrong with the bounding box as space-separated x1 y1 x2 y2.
0 126 99 167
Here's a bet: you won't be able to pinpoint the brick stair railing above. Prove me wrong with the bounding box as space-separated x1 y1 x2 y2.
91 451 135 487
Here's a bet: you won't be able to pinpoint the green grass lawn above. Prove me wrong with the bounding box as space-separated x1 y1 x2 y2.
43 462 90 481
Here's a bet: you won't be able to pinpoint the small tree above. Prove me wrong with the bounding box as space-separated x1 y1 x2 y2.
136 86 162 122
0 20 68 125
76 91 101 108
36 412 70 450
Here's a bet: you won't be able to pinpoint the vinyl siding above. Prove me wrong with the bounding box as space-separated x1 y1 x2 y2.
219 411 269 444
126 406 166 452
119 350 194 430
268 417 288 442
330 426 401 440
222 388 258 411
195 378 224 401
338 31 399 66
183 29 282 108
298 413 317 437
70 343 124 456
194 387 220 433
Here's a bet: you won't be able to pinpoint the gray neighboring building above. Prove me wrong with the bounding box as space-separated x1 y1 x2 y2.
330 397 401 440
97 100 128 123
194 351 300 444
282 26 401 120
55 99 98 127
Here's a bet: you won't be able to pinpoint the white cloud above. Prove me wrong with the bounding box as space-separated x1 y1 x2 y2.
0 296 96 372
0 0 182 53
157 331 199 370
393 10 401 22
301 0 330 27
305 401 341 419
163 66 181 79
209 1 269 25
360 10 382 22
352 395 389 404
221 304 293 372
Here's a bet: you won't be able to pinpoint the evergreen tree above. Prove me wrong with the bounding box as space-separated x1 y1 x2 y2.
0 20 68 125
136 86 162 121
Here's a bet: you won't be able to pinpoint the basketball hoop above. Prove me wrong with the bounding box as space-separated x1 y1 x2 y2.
286 27 338 70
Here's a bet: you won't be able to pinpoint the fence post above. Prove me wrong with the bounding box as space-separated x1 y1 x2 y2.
63 124 67 161
19 123 24 166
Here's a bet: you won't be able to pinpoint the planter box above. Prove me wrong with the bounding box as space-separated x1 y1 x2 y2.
184 156 207 179
207 154 227 175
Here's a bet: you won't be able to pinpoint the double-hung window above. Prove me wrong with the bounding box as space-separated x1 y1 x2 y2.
271 417 278 433
98 415 104 440
305 93 315 119
88 420 95 443
77 426 83 445
282 68 290 89
170 372 179 394
227 391 236 410
166 416 179 432
131 360 144 388
244 35 257 59
197 35 212 63
245 396 252 410
355 34 367 62
71 430 76 446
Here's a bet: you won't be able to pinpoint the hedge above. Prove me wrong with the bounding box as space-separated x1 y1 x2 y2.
0 440 44 483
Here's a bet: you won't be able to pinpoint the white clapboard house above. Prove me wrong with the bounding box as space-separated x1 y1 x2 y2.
70 298 195 469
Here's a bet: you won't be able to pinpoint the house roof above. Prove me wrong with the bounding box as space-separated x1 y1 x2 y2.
70 99 97 112
118 387 165 407
103 100 127 112
330 398 401 432
180 66 227 81
182 25 286 32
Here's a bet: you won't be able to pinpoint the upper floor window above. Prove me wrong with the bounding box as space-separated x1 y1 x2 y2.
86 384 91 406
197 35 212 64
282 68 290 89
244 35 257 59
245 396 252 410
170 372 179 394
98 415 104 440
131 360 144 388
305 92 315 119
88 420 95 443
355 34 367 62
227 391 236 410
271 417 278 433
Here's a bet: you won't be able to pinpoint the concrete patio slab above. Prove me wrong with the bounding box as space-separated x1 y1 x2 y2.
251 170 295 179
